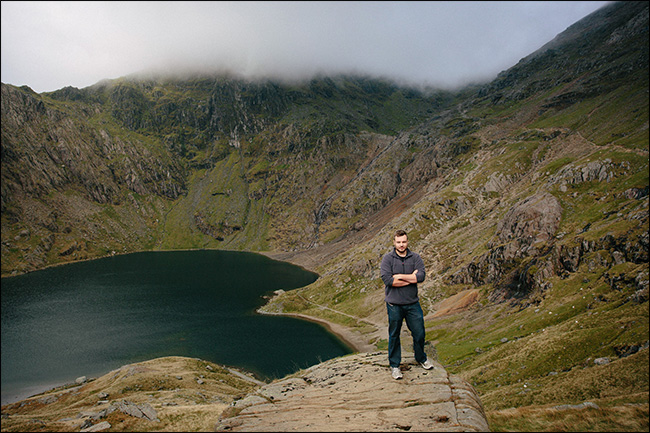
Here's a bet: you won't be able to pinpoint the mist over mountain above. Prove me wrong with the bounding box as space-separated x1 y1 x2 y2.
1 1 610 93
1 1 648 430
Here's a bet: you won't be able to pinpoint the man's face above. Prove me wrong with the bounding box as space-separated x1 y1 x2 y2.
394 235 408 254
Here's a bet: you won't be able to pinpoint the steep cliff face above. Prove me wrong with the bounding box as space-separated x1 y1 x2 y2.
1 84 187 273
1 74 451 274
1 84 187 204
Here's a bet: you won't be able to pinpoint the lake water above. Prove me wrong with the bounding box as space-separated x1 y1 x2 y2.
1 250 352 405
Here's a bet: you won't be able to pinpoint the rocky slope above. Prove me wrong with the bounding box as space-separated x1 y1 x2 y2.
0 356 262 432
258 2 649 428
1 74 451 274
0 353 489 432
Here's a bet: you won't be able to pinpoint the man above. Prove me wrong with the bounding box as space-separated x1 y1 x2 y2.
380 229 434 379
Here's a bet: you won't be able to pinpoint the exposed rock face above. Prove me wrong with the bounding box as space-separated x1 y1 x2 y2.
447 192 563 295
215 352 489 432
0 76 447 274
0 83 187 205
494 192 562 245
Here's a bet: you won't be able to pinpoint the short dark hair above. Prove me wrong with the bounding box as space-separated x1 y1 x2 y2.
394 229 407 238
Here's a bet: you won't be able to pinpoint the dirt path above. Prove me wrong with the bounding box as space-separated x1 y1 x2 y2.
258 293 383 354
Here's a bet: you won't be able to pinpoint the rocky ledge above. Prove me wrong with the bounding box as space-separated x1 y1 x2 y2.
0 352 489 432
216 352 489 432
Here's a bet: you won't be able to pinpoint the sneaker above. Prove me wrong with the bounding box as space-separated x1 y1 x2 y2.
391 367 403 380
420 359 434 370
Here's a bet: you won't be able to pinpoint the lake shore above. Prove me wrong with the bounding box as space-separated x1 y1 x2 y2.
1 311 372 408
1 249 347 408
256 309 376 353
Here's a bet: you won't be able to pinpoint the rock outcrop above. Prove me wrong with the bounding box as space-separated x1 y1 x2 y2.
216 352 489 432
0 353 489 432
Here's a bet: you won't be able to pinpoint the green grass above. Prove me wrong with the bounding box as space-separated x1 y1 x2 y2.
530 80 650 150
425 263 649 415
488 398 649 432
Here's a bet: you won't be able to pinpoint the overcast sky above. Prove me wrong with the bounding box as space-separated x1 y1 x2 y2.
2 1 611 93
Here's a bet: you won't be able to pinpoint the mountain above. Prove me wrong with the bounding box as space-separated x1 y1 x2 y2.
1 73 452 273
1 1 648 430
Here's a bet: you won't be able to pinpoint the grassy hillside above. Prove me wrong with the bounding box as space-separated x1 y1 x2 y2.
261 103 648 431
259 5 649 430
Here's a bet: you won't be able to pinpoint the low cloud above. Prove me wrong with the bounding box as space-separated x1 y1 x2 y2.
1 1 610 93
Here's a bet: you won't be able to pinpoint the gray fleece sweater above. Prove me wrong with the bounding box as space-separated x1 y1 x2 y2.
380 248 426 305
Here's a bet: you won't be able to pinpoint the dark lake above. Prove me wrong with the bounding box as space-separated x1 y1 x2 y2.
1 250 352 405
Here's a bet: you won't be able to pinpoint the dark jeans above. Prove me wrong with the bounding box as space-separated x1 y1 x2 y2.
386 301 427 368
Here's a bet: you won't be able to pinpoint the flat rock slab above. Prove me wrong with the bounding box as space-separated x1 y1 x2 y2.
216 352 489 432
